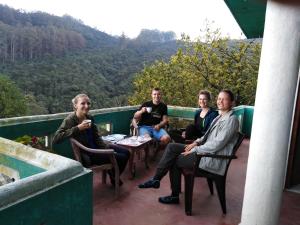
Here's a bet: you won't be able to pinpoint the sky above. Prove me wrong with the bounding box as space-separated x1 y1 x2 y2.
0 0 246 40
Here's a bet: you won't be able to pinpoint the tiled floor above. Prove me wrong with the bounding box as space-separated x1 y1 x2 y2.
92 139 300 225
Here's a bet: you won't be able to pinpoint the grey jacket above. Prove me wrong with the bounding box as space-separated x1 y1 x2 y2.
191 110 239 175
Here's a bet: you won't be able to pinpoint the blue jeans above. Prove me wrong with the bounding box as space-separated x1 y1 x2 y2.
138 125 169 141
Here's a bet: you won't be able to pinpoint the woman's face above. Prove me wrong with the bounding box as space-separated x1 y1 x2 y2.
198 94 209 108
74 97 91 115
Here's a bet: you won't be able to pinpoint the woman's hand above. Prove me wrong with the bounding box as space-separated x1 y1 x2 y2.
77 120 91 131
181 131 186 138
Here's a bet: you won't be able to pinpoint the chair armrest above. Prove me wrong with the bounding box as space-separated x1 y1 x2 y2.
70 138 115 154
196 153 237 159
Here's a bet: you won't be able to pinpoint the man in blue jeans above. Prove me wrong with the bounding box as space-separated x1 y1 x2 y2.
134 88 171 147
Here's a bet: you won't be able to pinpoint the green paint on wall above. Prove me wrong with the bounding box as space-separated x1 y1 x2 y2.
0 170 93 225
0 106 254 158
0 153 45 178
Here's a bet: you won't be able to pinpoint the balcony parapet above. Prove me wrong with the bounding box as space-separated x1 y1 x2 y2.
0 137 86 209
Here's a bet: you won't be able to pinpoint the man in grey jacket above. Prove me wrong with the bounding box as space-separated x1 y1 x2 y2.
138 90 239 204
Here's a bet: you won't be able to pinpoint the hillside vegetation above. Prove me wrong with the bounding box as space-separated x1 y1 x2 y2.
0 4 178 116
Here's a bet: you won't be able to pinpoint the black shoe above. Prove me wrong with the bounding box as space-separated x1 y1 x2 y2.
158 195 179 204
138 179 160 189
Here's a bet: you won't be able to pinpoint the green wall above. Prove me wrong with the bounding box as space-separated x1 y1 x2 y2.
0 107 137 158
0 105 254 159
0 170 93 225
168 105 253 137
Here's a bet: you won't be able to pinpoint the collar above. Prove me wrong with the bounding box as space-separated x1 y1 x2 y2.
218 110 234 121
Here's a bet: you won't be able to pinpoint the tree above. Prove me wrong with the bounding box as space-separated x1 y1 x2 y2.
129 27 261 107
0 75 27 118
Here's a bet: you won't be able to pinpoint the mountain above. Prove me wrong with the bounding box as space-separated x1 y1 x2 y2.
0 4 179 114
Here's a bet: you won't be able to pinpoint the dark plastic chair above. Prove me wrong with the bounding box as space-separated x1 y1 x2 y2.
182 132 245 216
70 138 120 196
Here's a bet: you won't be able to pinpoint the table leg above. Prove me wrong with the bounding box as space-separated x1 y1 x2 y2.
128 148 136 179
144 143 150 169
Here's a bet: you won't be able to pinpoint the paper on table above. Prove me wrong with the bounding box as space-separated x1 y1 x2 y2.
101 134 126 143
116 136 151 146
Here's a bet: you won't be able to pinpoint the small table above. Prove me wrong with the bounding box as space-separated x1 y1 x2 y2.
115 136 152 179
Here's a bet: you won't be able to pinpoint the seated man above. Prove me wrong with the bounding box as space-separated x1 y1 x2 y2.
138 90 239 204
134 88 171 147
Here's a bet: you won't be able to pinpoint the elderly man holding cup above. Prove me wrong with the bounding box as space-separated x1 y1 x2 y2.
133 88 171 147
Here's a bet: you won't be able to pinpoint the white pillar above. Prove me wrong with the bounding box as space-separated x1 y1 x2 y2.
239 1 300 225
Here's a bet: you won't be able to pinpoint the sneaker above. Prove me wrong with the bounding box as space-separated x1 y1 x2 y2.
138 179 160 189
158 195 179 204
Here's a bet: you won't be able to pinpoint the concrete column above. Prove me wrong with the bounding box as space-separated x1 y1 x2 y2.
239 1 300 225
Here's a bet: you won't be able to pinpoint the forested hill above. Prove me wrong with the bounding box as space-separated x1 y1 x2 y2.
0 4 178 114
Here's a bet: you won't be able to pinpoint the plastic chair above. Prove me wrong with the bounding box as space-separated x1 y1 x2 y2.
70 138 120 196
182 132 245 215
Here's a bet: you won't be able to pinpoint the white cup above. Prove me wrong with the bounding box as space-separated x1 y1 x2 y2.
83 119 91 125
146 107 152 113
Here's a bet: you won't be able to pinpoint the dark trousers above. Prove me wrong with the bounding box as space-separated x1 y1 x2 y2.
87 144 130 176
153 143 197 196
169 124 202 143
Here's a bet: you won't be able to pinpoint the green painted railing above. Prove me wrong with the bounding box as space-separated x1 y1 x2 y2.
168 105 254 136
0 105 254 158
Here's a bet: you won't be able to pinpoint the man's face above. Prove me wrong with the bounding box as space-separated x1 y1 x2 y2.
217 92 233 111
151 90 161 104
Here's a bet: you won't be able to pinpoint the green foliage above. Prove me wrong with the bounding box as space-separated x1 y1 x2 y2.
15 135 54 152
0 4 178 115
129 28 261 106
0 75 27 118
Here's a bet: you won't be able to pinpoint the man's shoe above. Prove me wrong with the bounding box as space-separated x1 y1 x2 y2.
158 195 179 204
138 179 160 189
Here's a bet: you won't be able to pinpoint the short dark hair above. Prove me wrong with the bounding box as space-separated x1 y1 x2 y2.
198 90 211 101
152 87 161 92
220 89 235 101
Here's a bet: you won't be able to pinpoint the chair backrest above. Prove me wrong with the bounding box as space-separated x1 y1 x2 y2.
223 132 245 177
232 132 245 156
130 118 139 136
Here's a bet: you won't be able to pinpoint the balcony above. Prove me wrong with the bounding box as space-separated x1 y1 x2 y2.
0 105 299 225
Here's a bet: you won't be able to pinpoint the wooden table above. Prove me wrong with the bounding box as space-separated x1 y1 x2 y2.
116 136 152 179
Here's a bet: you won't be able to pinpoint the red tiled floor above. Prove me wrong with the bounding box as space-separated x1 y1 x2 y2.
92 139 300 225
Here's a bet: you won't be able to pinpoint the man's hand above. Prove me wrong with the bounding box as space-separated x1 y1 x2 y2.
154 124 160 131
141 107 147 113
183 142 197 152
181 150 194 156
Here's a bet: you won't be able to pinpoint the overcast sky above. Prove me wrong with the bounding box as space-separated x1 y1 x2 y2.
0 0 246 40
